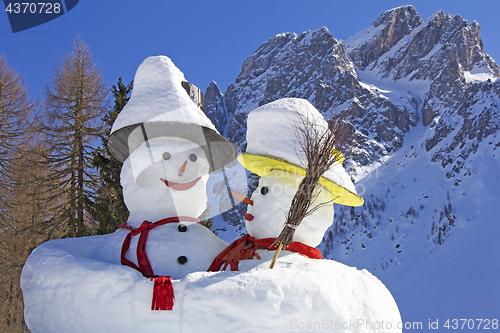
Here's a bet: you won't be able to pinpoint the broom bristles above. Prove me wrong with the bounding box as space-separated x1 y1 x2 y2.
270 109 352 253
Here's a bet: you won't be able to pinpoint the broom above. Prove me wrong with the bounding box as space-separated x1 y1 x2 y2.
269 110 352 269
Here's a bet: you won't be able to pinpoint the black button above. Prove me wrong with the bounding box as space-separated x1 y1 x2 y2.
178 224 187 232
178 256 187 265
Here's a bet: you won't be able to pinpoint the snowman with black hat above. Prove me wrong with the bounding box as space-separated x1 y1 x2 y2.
21 56 234 332
107 55 236 308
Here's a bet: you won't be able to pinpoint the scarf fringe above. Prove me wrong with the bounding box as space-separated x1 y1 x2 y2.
151 276 175 311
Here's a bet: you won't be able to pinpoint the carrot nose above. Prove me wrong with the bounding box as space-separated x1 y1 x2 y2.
178 160 188 176
230 191 253 205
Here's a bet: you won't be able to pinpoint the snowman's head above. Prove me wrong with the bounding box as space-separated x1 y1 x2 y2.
244 169 334 247
121 137 210 224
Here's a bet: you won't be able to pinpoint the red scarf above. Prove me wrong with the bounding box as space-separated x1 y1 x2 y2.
118 216 199 310
208 234 323 272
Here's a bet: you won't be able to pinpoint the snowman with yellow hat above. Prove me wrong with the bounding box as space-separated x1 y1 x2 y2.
191 98 401 332
209 98 363 271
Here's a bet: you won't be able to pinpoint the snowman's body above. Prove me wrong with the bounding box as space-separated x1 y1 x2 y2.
21 138 229 333
195 168 401 333
118 137 228 278
199 98 402 332
192 171 402 333
21 233 188 333
21 56 233 332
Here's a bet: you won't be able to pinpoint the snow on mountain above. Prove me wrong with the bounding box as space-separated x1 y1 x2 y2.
204 4 500 326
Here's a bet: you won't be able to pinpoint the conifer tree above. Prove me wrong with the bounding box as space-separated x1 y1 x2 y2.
41 37 107 238
87 77 132 234
0 55 34 220
0 55 37 332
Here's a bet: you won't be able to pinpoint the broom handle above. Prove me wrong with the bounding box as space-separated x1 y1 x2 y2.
269 242 284 269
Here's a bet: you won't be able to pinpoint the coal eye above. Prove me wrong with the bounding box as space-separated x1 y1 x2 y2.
162 152 171 160
189 153 197 162
260 186 269 195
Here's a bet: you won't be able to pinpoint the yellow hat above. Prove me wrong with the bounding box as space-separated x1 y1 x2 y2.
240 98 363 207
238 152 364 206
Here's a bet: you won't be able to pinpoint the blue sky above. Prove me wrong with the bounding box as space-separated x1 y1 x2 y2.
1 0 499 100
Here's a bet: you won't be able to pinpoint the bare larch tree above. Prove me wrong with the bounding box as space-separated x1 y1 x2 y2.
41 37 107 238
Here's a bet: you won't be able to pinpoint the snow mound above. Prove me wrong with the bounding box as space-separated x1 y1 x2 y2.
22 237 401 333
183 251 402 333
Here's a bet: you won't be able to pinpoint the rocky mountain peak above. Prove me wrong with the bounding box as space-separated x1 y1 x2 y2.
351 9 498 79
235 27 351 85
373 5 420 28
205 80 221 100
221 27 357 147
346 5 422 70
237 32 297 83
345 7 499 130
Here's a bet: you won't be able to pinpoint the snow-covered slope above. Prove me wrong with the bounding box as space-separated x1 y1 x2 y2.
204 5 500 326
320 119 500 323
